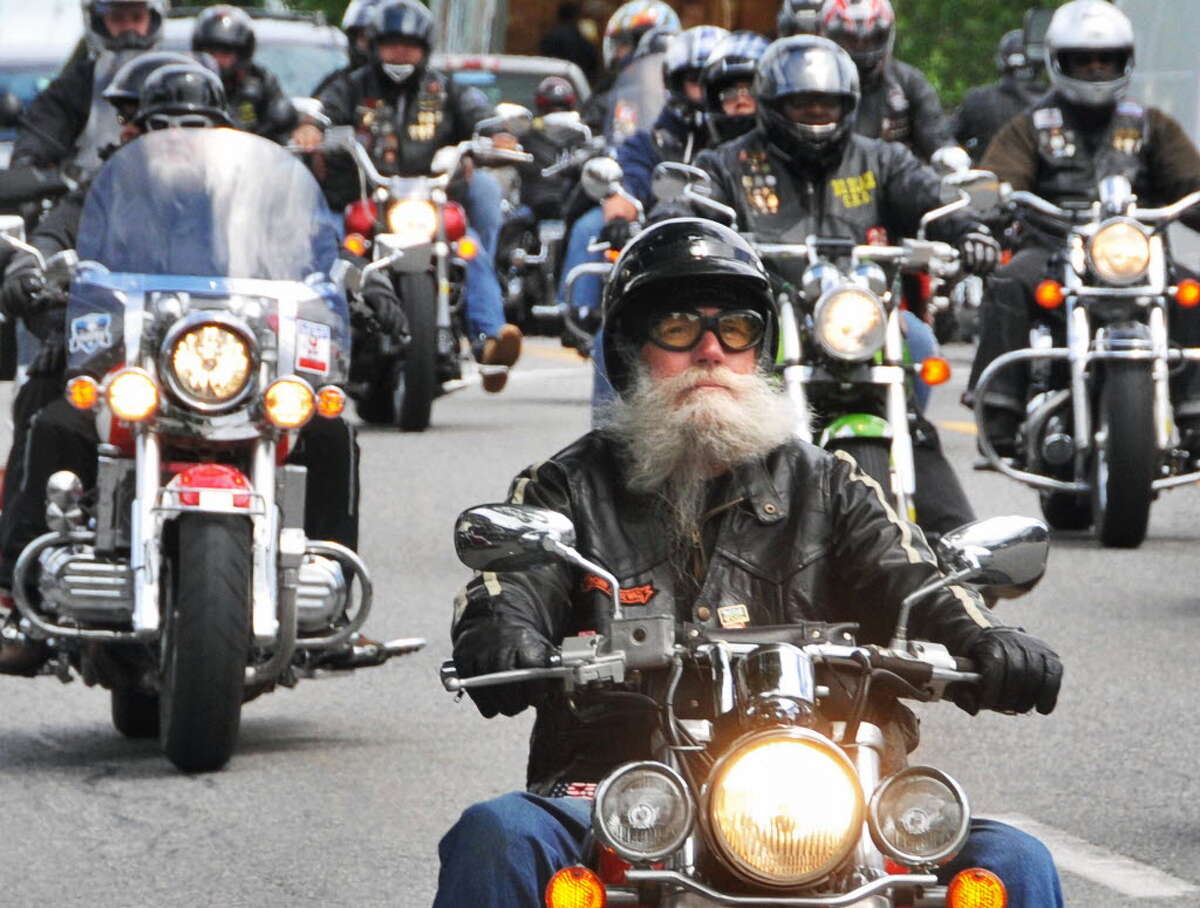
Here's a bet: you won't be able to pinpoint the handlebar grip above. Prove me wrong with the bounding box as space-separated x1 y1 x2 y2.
869 653 934 685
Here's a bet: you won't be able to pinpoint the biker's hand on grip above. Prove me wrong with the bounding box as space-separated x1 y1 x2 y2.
958 229 1001 276
453 623 555 718
954 627 1062 716
1 257 45 320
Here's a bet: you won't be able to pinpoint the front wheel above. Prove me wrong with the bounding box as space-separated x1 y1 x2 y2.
1039 491 1093 531
395 272 438 432
827 438 897 507
159 514 252 773
1091 363 1156 548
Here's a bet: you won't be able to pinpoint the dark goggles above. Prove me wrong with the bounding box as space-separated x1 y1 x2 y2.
145 113 214 130
646 308 766 353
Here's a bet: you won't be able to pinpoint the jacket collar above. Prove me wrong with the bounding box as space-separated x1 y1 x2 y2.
731 452 788 525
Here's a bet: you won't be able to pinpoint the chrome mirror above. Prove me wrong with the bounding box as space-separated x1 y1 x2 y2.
454 504 577 572
291 96 330 129
936 516 1050 590
542 111 589 145
940 169 1003 213
330 258 361 296
494 102 534 136
581 156 623 202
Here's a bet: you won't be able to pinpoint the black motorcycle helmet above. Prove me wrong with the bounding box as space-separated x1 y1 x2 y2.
995 29 1026 75
755 36 860 165
371 0 436 85
602 218 776 397
777 0 823 37
534 76 578 115
103 50 202 122
191 5 257 75
662 25 729 112
342 0 382 68
703 31 770 144
87 0 165 52
134 63 233 129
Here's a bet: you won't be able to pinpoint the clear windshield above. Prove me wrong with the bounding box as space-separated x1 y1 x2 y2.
605 52 667 146
78 128 339 281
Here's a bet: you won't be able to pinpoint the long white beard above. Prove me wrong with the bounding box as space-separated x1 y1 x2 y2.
600 364 797 539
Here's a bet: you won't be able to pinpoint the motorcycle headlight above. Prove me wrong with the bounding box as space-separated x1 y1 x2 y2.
166 322 254 409
593 762 693 863
387 199 438 240
705 729 864 887
868 766 970 868
1087 218 1150 285
813 288 887 361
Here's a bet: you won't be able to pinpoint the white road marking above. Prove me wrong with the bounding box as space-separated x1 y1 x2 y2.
992 814 1200 899
457 365 588 388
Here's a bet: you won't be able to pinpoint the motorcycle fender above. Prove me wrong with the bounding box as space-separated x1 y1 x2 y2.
1098 320 1152 349
819 413 892 447
375 234 433 273
164 463 255 511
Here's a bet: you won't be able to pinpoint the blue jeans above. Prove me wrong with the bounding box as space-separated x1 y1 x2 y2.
434 792 1064 908
557 206 605 312
463 171 507 342
903 309 938 412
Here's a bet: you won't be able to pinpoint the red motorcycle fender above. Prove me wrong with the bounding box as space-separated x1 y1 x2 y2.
164 463 253 509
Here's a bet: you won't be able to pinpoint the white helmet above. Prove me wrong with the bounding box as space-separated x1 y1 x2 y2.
1044 0 1134 108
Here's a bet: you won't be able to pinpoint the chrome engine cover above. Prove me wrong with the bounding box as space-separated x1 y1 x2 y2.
296 554 347 632
38 545 134 626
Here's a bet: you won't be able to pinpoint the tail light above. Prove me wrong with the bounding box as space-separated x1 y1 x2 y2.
443 201 468 242
345 199 378 237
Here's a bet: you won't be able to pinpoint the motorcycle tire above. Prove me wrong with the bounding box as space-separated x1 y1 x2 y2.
395 272 437 432
159 514 251 773
1039 491 1093 531
111 687 159 739
1091 362 1156 548
827 438 895 503
356 365 397 425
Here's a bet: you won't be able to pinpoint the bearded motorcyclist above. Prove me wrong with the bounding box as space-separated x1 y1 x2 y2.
294 0 523 392
954 29 1047 165
191 4 291 140
434 217 1064 908
691 36 995 536
968 0 1200 457
11 0 165 177
777 0 823 37
0 64 361 675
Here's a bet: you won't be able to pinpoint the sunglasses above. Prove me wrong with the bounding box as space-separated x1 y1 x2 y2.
647 309 766 353
717 84 754 103
145 113 214 131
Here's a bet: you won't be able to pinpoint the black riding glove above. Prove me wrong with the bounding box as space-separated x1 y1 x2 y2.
27 331 66 377
954 627 1062 716
599 216 634 251
1 255 45 320
958 229 1001 276
453 622 555 718
361 272 410 343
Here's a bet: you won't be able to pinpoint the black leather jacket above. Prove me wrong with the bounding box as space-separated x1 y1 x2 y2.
856 59 953 162
452 431 997 793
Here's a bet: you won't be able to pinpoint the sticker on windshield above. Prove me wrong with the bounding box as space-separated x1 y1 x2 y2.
68 313 113 355
295 319 331 376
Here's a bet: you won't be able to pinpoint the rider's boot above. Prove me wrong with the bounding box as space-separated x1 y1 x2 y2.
478 324 523 393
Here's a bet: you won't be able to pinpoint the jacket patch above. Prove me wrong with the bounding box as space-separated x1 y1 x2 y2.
581 574 657 604
831 170 877 209
717 604 750 629
1033 107 1063 129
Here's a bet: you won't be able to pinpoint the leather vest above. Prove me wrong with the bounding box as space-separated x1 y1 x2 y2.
857 68 914 149
354 71 458 177
1030 96 1150 203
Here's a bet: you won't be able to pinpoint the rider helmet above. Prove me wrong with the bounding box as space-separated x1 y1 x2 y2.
702 31 771 143
534 76 578 115
634 24 680 60
755 36 861 164
191 5 256 79
602 218 776 397
371 0 436 85
341 0 382 69
996 29 1027 75
134 63 233 129
103 50 209 122
777 0 824 38
1044 0 1134 108
602 1 681 72
662 26 729 111
820 0 895 83
86 0 165 53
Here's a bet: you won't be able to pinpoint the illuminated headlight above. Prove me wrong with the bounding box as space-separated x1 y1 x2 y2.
106 368 159 422
168 324 254 407
264 376 315 429
593 762 693 863
868 766 970 867
814 288 887 361
706 729 863 887
1088 218 1150 285
387 199 438 240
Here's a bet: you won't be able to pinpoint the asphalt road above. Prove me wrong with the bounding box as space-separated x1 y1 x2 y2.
0 338 1197 906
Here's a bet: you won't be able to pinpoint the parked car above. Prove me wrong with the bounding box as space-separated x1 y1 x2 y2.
430 53 590 110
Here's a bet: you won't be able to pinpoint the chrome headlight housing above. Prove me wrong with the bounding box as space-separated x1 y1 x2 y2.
705 729 864 887
813 287 887 361
387 198 438 240
161 313 257 412
593 762 694 863
868 766 970 867
1087 218 1151 285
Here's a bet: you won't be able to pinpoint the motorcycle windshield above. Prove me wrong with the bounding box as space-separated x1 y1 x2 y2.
78 128 338 281
604 52 667 147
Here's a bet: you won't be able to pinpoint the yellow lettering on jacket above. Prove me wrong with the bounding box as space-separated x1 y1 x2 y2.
830 170 877 209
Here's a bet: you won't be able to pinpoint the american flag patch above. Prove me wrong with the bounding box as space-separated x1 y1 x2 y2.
549 781 597 799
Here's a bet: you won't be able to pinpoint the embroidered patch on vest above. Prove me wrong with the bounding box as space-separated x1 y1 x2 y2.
831 170 877 209
1033 107 1063 129
581 575 658 604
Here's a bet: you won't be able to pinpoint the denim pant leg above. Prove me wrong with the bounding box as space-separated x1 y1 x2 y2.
938 817 1064 908
433 792 593 908
466 170 504 258
902 309 938 412
464 226 507 342
558 206 605 312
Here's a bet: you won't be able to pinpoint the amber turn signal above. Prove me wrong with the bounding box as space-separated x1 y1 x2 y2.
66 375 100 410
342 233 369 258
1034 280 1065 309
316 385 347 419
1176 278 1200 308
456 235 479 260
947 867 1007 908
604 247 621 263
544 865 606 908
920 357 952 386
